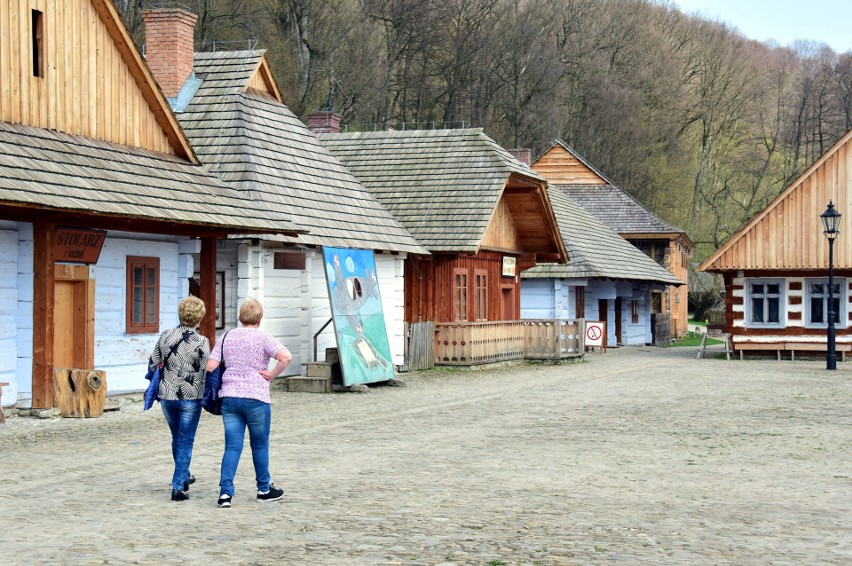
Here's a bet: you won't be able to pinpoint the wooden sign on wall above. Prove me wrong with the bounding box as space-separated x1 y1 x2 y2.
501 256 516 277
55 228 106 264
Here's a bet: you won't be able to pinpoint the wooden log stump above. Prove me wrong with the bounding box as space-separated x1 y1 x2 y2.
53 369 107 418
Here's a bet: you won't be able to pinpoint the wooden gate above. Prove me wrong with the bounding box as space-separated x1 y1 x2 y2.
652 312 672 347
406 321 435 370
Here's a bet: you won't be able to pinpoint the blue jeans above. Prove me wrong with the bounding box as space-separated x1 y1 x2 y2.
219 397 272 497
160 399 202 491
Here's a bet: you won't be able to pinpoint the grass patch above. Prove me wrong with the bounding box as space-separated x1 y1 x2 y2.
670 332 722 347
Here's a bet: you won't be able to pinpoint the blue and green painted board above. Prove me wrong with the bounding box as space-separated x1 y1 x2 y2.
322 247 394 385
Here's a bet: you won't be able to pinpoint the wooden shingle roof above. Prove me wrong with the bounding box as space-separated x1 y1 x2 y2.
523 188 683 285
319 128 548 252
0 121 304 234
555 184 683 236
176 50 426 253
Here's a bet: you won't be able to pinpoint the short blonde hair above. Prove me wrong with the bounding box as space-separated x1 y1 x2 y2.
239 298 264 325
178 296 206 327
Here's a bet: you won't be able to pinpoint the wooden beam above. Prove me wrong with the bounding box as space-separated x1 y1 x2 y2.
32 221 56 409
199 236 217 347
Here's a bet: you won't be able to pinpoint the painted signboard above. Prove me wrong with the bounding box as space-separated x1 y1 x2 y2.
55 227 106 263
322 247 395 386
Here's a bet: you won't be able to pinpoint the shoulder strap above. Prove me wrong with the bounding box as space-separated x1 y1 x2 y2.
219 330 230 365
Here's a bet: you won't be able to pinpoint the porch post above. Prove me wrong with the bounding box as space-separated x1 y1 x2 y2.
32 221 56 408
200 236 217 347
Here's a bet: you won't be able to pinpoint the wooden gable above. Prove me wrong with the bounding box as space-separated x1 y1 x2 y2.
700 129 852 272
532 142 608 186
0 0 193 159
481 196 522 252
244 56 283 102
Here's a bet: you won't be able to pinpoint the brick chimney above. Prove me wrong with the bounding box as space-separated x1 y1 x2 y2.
142 6 197 99
307 111 342 134
508 148 532 166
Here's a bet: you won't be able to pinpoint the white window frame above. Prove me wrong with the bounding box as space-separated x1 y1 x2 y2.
746 279 785 328
804 278 847 329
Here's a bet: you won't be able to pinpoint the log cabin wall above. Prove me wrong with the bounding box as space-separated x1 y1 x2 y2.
405 251 520 324
0 0 174 154
723 269 852 345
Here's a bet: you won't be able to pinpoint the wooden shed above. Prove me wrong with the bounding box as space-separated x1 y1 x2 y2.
320 128 568 366
698 128 852 359
0 0 302 410
141 7 427 373
533 141 692 338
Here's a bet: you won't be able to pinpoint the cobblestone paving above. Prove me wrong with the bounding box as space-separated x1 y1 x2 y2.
1 346 850 565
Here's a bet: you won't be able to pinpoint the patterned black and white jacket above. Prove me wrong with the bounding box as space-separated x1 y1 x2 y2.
148 326 210 401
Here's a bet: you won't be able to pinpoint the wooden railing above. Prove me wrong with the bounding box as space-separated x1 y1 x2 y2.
433 319 585 366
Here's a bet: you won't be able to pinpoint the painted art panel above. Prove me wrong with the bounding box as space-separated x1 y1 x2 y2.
323 247 394 385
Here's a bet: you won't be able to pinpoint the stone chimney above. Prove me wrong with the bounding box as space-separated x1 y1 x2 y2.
142 6 197 99
307 111 342 134
508 148 532 166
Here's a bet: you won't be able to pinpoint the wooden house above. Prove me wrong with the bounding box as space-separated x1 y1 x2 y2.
522 189 683 346
141 7 427 373
532 141 692 337
319 128 568 365
698 128 852 359
0 0 302 410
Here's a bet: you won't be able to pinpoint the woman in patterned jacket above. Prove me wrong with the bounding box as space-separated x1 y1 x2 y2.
147 296 210 501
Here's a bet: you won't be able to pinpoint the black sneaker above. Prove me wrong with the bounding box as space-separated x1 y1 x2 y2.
217 494 232 508
183 474 196 492
171 489 189 501
256 484 284 502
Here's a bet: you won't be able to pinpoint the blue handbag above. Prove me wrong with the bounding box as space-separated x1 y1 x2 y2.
143 333 190 411
143 363 163 411
202 331 229 415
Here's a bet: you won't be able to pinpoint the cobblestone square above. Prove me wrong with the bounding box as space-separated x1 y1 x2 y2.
1 346 850 565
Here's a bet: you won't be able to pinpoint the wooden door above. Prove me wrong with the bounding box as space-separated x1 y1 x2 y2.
614 297 623 345
501 285 516 320
54 265 95 371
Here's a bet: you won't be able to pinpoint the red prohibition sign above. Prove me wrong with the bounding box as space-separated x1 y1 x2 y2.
586 325 602 341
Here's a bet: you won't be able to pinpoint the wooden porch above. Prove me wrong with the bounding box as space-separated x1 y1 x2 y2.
433 319 586 366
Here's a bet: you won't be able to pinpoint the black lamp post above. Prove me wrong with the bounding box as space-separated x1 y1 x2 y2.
821 201 841 370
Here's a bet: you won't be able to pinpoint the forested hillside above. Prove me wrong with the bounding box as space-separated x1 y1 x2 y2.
116 0 852 258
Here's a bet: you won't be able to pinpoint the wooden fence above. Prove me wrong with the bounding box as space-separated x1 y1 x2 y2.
433 319 585 366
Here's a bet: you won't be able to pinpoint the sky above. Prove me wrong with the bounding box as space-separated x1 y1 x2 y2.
673 0 852 54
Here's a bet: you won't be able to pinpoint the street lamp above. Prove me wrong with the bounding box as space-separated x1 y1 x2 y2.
820 201 841 370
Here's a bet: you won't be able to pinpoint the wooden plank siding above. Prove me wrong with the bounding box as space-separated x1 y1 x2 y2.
480 196 522 251
533 144 608 185
702 132 852 272
405 251 520 324
0 0 174 155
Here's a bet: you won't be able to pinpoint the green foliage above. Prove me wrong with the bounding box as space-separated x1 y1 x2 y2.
115 0 852 253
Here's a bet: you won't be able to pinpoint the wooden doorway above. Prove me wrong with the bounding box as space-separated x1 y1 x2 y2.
614 297 623 345
500 285 516 320
598 299 608 339
54 264 95 371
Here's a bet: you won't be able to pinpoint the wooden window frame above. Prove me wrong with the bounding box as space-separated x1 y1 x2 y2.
746 279 785 328
574 286 585 318
805 278 846 328
453 268 469 322
126 256 160 334
474 269 488 321
631 299 639 324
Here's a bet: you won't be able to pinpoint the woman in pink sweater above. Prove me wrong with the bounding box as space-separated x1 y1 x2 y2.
206 299 292 508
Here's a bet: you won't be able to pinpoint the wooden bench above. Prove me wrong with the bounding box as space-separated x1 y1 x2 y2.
0 382 8 424
786 343 851 362
737 343 783 361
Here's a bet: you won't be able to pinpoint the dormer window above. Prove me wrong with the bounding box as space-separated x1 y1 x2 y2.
32 10 44 77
